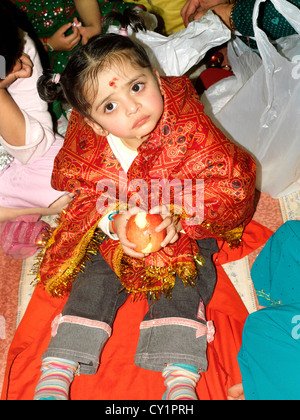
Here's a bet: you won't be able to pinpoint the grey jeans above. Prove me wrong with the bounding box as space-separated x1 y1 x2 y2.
44 238 218 375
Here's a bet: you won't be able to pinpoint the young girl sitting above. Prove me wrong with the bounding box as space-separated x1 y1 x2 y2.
33 32 256 400
0 3 72 254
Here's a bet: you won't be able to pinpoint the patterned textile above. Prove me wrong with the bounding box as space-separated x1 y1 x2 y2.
36 76 256 297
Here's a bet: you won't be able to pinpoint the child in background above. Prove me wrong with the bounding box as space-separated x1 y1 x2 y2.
10 0 146 122
229 221 300 400
33 28 256 400
0 2 71 255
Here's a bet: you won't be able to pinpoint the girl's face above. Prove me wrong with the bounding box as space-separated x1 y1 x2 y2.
86 61 164 144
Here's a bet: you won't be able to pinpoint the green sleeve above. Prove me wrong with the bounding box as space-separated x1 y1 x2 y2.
233 0 299 40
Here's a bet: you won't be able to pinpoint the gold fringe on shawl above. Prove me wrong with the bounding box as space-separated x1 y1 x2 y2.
33 222 106 297
113 247 206 301
202 222 244 248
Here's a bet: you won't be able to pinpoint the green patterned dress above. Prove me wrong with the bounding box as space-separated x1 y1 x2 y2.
233 0 299 50
11 0 144 119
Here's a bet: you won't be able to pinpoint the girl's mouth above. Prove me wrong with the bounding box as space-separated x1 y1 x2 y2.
133 116 150 129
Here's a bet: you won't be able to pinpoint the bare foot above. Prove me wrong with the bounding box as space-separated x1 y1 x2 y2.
227 383 245 400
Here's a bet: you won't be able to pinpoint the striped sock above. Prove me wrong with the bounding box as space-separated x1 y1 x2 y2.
162 364 200 400
34 357 78 400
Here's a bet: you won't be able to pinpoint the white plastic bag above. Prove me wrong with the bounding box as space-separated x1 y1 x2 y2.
202 0 300 198
108 11 231 76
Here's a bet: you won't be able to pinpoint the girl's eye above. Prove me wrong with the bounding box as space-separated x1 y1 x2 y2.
132 83 144 93
105 102 117 113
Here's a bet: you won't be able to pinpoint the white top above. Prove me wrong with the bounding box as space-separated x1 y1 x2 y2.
107 133 138 173
0 34 63 165
98 134 138 238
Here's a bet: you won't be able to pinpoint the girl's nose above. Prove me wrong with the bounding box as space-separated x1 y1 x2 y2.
126 98 140 116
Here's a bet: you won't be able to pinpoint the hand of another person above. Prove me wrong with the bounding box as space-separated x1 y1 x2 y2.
74 17 101 46
0 53 33 88
47 193 75 215
47 22 81 51
181 0 226 26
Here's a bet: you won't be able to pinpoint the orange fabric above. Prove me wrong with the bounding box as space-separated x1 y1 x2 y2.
1 220 273 400
215 219 274 266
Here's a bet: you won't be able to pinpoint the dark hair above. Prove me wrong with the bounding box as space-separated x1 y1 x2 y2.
0 0 24 75
38 11 150 120
104 8 146 33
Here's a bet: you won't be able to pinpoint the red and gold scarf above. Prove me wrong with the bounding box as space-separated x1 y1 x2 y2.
36 76 256 298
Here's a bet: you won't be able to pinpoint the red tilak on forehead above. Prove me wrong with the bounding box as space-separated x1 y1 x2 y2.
109 77 118 88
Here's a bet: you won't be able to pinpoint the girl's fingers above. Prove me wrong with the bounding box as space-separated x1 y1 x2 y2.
149 205 170 217
155 216 172 232
161 227 179 248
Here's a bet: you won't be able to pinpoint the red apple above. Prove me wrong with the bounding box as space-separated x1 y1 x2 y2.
126 212 167 254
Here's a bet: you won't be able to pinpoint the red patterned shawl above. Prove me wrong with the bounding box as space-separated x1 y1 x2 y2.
37 76 256 297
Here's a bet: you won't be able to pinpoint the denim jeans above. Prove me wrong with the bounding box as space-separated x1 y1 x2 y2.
44 238 218 375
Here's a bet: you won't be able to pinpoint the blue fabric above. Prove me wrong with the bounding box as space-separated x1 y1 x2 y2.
251 220 300 308
238 221 300 400
172 363 199 374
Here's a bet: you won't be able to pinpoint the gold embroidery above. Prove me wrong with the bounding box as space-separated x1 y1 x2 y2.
256 290 283 307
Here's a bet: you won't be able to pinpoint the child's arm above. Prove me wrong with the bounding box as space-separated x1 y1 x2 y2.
74 0 102 45
41 23 81 52
0 195 73 222
0 194 74 223
0 54 33 147
2 36 62 165
0 206 58 223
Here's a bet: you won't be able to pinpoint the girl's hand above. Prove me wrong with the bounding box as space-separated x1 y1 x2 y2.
47 22 81 51
113 207 147 259
150 205 182 248
0 54 33 89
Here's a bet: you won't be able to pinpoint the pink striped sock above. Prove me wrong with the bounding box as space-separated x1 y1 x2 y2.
34 357 78 400
162 364 200 400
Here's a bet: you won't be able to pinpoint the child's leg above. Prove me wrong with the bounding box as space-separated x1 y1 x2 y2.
34 251 128 400
135 238 218 400
135 279 208 400
34 358 78 400
162 364 200 400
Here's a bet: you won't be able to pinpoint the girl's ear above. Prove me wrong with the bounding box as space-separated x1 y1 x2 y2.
84 118 109 137
153 69 163 95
